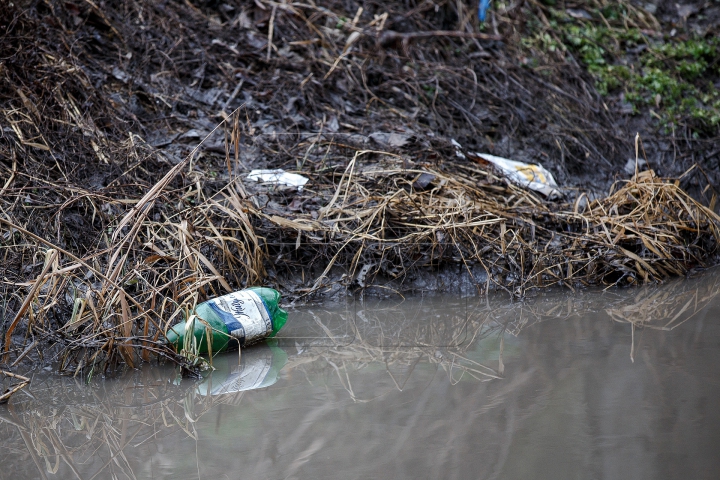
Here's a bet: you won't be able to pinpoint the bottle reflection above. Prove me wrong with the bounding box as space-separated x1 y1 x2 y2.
197 343 288 396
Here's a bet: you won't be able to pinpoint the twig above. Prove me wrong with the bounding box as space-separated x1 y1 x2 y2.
0 370 30 404
3 250 58 360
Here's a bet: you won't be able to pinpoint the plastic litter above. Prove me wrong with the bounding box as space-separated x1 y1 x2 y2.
475 153 561 199
452 140 561 199
247 169 309 191
166 287 288 355
624 158 647 176
478 0 491 22
412 172 436 190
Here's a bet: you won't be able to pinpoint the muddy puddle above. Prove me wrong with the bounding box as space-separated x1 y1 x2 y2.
2 271 720 479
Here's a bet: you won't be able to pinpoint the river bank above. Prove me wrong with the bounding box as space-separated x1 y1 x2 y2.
1 0 719 373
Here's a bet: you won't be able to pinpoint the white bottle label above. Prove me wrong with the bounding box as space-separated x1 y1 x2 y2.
208 290 273 345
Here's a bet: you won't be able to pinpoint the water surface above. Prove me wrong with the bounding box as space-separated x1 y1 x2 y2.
2 272 720 479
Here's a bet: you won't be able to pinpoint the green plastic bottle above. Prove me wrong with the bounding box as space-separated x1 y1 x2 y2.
166 287 288 354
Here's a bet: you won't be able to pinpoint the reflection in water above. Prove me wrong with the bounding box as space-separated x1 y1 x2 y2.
1 271 720 479
196 344 287 397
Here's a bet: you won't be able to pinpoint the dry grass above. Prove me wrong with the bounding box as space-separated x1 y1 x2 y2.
1 1 719 374
1 106 719 373
0 370 29 404
260 144 720 296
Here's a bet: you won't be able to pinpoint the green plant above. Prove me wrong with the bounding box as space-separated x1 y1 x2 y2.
521 4 720 133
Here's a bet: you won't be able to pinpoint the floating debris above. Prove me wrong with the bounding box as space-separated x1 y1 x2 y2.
1 0 718 374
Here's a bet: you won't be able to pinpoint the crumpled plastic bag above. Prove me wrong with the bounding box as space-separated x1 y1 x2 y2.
247 169 309 191
474 153 561 199
452 140 561 199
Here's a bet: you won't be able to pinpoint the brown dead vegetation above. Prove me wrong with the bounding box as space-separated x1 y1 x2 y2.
1 0 719 373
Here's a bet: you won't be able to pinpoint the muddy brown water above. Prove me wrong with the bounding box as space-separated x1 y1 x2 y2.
2 272 720 480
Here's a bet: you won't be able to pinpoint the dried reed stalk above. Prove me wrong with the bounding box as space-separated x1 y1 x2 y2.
0 370 29 404
1 1 718 373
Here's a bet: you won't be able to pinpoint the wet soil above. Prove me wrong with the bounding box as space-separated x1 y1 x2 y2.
2 0 720 370
1 0 718 250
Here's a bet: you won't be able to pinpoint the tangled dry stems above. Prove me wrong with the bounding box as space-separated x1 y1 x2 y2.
1 124 718 373
1 1 719 372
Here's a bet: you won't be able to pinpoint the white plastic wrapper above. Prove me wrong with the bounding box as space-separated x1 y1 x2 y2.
451 141 560 199
474 153 561 199
247 169 309 191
